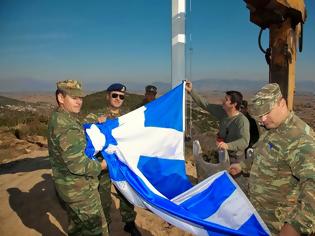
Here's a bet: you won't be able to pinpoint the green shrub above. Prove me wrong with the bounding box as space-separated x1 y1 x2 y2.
0 109 49 138
14 121 47 139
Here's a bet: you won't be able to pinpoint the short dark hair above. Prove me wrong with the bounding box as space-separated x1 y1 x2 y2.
241 100 248 109
55 89 66 106
226 90 243 110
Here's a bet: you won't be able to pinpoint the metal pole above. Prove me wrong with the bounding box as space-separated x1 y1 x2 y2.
171 0 186 88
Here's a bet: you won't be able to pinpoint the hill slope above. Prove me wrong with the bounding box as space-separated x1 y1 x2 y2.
82 91 144 114
0 95 26 106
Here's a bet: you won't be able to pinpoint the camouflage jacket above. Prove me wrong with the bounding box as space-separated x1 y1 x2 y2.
48 108 102 203
246 112 315 235
85 107 122 123
132 99 149 111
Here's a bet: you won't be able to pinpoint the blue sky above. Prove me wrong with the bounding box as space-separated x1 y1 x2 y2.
0 0 314 91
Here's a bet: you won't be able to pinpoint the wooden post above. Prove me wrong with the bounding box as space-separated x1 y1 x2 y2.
269 18 298 110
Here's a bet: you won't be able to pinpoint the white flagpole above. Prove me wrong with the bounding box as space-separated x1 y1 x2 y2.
171 0 186 88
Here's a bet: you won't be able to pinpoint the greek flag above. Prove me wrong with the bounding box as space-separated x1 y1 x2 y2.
84 82 270 236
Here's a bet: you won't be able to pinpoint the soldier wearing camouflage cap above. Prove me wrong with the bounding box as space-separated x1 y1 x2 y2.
56 79 85 97
248 83 283 121
48 79 109 235
145 85 157 94
143 85 157 104
133 85 158 110
86 83 141 236
230 83 315 235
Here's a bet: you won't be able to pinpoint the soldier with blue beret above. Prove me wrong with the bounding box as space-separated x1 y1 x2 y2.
230 83 315 235
106 83 126 93
48 80 109 235
86 83 141 236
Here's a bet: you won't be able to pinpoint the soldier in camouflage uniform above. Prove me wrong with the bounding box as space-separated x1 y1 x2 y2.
48 80 109 236
229 83 315 236
131 85 157 110
86 83 141 236
140 85 157 106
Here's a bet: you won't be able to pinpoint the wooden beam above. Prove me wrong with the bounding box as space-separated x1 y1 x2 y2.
269 18 298 110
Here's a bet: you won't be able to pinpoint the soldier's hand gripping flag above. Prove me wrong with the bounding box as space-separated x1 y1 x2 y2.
84 82 271 236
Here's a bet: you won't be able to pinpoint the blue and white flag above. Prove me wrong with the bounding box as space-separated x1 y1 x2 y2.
84 82 270 236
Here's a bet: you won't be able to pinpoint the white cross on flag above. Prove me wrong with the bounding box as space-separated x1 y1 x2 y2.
84 82 270 236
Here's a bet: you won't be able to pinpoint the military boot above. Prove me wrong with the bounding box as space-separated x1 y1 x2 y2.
123 221 142 236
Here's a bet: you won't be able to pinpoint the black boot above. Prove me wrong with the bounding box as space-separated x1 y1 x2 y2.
123 221 142 236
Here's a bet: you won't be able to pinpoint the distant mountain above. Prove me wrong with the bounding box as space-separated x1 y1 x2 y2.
150 82 171 93
191 79 264 92
0 95 26 106
1 77 313 94
0 78 168 94
112 79 315 94
0 78 54 92
188 79 315 93
296 80 315 94
95 81 172 94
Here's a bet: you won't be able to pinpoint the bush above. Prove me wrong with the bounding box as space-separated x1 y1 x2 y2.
0 109 49 138
14 121 48 139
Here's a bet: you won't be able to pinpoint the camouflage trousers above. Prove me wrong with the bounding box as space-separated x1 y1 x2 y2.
66 189 109 236
250 204 283 236
253 204 315 236
98 170 136 225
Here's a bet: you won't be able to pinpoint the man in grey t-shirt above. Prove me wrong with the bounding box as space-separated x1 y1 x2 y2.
185 80 250 193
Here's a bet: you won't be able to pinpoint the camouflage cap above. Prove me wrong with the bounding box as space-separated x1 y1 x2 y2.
145 85 157 94
56 79 84 97
249 83 282 117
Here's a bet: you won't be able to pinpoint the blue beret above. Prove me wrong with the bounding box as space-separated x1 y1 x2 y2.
106 83 126 92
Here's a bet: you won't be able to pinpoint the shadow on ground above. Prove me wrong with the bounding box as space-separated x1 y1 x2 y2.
7 173 67 236
3 156 153 236
0 156 51 174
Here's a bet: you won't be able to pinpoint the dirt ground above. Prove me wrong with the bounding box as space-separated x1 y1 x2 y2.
0 149 196 236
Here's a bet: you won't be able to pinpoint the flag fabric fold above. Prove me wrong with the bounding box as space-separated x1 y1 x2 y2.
84 82 270 236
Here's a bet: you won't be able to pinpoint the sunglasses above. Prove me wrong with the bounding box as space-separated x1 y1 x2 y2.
111 93 125 100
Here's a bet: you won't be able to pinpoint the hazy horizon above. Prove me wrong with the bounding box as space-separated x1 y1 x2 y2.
0 78 314 94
